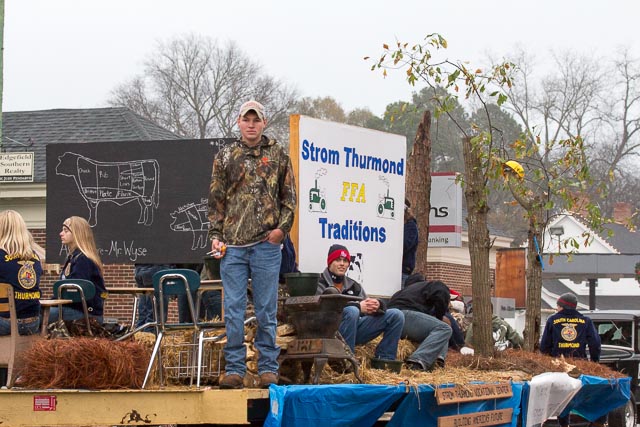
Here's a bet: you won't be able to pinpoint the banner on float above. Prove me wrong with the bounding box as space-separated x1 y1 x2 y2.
292 115 406 296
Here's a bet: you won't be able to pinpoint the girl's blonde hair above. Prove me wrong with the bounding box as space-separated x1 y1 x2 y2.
63 216 103 274
0 210 37 260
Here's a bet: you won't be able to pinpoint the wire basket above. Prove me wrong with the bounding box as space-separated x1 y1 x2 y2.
161 335 224 382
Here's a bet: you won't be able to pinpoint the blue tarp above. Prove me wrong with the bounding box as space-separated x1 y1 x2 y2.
265 376 630 427
559 375 630 422
264 384 405 427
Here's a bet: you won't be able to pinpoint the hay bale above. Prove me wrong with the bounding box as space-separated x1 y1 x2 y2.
18 338 149 389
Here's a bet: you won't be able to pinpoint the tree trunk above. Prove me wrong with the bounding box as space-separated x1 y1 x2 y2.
406 111 432 275
462 137 493 356
523 209 544 351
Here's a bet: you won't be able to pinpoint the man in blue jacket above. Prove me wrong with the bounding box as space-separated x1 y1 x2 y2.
540 292 602 427
540 292 600 361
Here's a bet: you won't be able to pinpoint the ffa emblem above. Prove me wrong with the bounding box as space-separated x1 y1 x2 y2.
18 261 38 290
561 323 578 341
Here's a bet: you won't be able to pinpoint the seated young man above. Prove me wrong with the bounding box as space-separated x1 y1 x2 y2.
316 244 404 363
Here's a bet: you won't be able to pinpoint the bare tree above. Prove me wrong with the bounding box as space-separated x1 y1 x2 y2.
109 34 298 142
589 49 640 216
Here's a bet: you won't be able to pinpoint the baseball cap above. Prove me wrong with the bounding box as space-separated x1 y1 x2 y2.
238 100 265 121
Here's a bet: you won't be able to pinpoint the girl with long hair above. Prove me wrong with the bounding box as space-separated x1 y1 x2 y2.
52 216 106 322
0 210 42 335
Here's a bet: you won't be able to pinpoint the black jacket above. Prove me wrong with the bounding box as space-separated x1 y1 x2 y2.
388 280 450 320
60 249 107 316
317 268 387 313
402 217 418 275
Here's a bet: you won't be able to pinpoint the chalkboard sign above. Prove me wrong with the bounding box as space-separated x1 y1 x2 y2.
45 139 234 264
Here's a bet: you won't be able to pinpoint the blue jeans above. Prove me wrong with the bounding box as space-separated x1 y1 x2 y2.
221 241 281 376
0 316 40 335
48 307 103 324
339 305 404 360
401 273 409 289
135 264 173 328
401 309 452 368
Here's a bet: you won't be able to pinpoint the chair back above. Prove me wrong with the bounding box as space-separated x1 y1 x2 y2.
152 269 200 328
0 284 10 315
0 283 42 388
152 269 200 296
53 279 96 302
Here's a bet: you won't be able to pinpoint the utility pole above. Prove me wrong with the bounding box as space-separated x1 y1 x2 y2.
0 0 4 148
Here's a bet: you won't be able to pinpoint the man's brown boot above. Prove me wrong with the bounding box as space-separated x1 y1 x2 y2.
259 372 278 388
219 373 244 389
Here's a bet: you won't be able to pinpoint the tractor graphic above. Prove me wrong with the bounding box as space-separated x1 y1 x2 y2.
377 190 395 219
308 179 326 212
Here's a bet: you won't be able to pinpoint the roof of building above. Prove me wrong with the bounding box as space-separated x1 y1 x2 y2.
543 278 640 311
601 222 640 254
2 108 181 182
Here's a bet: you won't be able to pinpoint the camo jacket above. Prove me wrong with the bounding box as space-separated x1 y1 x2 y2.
207 135 296 246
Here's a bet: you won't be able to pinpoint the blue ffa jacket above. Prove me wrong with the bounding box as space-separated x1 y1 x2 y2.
540 308 601 362
60 249 107 316
0 249 42 319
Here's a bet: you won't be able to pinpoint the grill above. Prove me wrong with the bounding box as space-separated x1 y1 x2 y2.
280 294 363 384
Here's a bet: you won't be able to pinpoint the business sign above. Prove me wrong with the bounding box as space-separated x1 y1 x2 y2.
0 152 34 182
292 115 406 296
428 172 462 247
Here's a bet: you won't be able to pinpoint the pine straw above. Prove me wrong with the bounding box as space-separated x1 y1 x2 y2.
317 338 626 386
18 338 149 389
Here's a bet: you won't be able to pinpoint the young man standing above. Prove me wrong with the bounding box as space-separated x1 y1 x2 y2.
208 100 297 389
540 292 602 427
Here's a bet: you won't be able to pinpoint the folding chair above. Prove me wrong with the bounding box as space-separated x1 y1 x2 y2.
52 279 96 336
142 269 224 389
0 283 42 388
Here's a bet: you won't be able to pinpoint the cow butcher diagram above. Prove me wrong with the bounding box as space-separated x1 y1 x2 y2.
56 152 160 227
169 200 209 250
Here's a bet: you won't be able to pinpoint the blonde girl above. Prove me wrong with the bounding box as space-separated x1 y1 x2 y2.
53 216 106 322
0 210 42 335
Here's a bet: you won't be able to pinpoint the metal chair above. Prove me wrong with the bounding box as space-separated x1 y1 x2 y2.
52 279 96 336
142 269 224 388
0 283 42 388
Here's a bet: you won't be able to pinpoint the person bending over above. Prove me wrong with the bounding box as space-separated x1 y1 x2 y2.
388 273 452 371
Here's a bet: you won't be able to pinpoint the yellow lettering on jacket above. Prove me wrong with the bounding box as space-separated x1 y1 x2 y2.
14 291 41 300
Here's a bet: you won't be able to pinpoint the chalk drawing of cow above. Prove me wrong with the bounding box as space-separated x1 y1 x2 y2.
56 152 160 227
169 201 209 250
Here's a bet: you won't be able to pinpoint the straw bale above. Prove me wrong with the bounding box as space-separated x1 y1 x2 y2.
18 338 149 389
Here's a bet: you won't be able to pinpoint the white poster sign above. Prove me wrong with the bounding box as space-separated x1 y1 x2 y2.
0 152 35 182
525 372 583 427
293 116 406 296
428 172 462 247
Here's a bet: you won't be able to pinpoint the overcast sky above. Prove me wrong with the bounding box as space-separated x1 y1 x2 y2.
4 0 639 117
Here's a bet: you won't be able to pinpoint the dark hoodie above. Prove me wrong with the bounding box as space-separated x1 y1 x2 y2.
388 279 450 320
